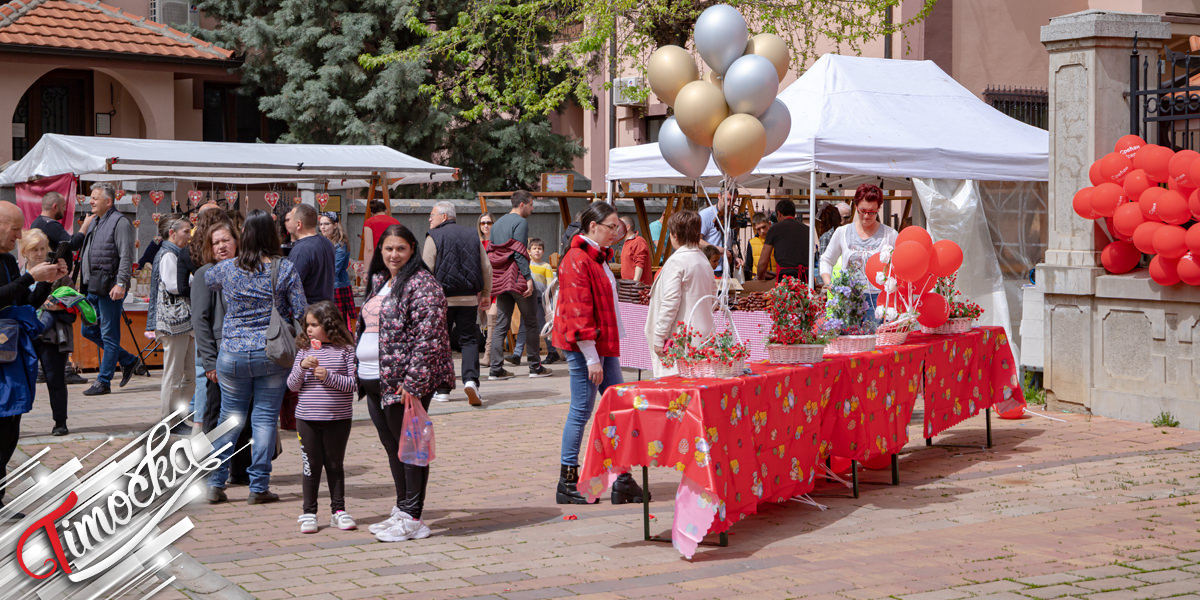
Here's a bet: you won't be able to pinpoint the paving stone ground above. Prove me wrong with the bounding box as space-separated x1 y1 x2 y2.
8 360 1200 599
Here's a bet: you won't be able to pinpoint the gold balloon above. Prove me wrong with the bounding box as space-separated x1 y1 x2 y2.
673 80 729 147
712 114 766 178
647 45 699 106
703 70 724 92
745 33 790 81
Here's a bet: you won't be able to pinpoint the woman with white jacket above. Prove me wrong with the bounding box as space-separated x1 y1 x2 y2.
645 210 716 378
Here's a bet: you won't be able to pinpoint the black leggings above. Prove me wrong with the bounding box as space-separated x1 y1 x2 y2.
38 345 68 427
0 415 20 504
362 379 431 520
296 418 352 514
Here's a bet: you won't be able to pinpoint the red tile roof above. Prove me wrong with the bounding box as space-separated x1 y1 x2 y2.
0 0 232 60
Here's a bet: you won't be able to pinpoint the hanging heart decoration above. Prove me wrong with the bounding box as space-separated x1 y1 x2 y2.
135 240 141 249
292 196 303 205
264 192 279 209
149 191 165 205
130 194 140 207
76 194 88 205
116 189 126 200
172 198 179 212
132 220 141 228
190 213 198 224
223 191 238 203
151 213 162 223
317 193 330 208
153 235 162 243
188 190 203 203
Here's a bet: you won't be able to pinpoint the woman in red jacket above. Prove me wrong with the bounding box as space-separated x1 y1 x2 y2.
552 201 646 505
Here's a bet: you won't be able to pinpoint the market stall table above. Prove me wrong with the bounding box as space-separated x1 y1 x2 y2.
580 327 1021 558
618 301 773 370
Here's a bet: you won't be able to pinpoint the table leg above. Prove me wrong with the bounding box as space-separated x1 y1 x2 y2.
891 453 900 486
851 460 859 499
719 532 728 547
986 407 993 448
642 466 651 542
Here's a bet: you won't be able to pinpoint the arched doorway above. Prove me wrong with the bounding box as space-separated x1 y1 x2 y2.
11 69 94 160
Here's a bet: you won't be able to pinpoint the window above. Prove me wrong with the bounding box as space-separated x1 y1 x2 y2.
202 83 282 143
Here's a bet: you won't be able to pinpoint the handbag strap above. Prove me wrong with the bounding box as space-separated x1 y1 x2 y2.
268 259 281 317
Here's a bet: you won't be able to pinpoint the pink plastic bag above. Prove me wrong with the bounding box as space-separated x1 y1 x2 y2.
398 393 435 466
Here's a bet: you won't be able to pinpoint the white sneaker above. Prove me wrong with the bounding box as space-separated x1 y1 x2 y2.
406 519 432 540
433 391 451 403
368 506 412 534
374 519 411 542
464 381 482 407
330 511 357 530
298 513 318 534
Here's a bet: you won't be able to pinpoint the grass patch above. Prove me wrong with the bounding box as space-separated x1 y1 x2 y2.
1152 411 1180 428
1023 371 1045 406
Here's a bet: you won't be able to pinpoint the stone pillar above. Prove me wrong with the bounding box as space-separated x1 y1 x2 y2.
1038 11 1169 412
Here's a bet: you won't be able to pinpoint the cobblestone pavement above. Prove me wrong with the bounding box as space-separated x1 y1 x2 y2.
9 363 1200 599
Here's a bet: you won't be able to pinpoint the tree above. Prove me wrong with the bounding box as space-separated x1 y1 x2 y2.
361 0 937 118
191 0 582 194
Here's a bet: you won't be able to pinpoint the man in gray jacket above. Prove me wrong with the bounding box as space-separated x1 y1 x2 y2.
488 190 552 380
80 182 144 396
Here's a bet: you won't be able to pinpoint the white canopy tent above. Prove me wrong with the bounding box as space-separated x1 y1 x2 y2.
0 134 458 186
607 54 1048 186
607 54 1050 365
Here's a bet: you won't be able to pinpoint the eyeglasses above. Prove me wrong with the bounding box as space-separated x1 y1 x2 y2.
480 221 493 226
600 221 622 231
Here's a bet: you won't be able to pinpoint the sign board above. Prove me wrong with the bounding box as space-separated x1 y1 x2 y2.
541 173 573 193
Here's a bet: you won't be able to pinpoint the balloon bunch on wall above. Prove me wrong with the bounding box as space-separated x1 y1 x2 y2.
862 226 964 328
647 4 792 180
1072 134 1200 286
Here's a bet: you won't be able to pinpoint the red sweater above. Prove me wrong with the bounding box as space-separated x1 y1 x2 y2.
552 236 621 357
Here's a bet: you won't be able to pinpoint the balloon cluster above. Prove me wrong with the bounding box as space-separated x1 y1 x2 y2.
862 226 964 329
647 4 791 179
1072 135 1200 286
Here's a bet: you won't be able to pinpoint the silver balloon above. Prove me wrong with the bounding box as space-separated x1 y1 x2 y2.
694 4 748 76
659 116 712 179
723 54 779 116
759 99 791 155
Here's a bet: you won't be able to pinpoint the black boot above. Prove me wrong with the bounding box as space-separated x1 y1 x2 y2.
611 472 650 504
556 464 596 505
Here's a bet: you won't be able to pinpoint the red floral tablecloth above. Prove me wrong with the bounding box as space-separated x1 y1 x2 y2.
581 327 1022 558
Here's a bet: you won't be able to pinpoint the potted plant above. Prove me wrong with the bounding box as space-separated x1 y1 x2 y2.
765 276 830 363
822 270 878 354
925 275 984 334
660 323 748 378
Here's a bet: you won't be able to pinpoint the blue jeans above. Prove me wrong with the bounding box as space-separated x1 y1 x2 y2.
81 293 137 386
560 351 623 466
208 350 288 493
192 355 207 422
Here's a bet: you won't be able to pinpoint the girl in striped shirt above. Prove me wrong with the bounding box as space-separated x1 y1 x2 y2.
288 301 358 534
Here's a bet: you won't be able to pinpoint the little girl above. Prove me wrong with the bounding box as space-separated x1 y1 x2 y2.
288 301 359 534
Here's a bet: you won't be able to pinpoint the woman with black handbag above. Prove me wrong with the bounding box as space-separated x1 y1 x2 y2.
145 217 195 436
203 210 306 505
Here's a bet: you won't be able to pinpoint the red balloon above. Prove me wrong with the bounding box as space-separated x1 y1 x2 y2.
1139 187 1167 221
864 252 885 289
1187 223 1200 255
1158 190 1191 225
895 226 933 250
1089 160 1105 186
1188 161 1200 198
1115 134 1145 159
1133 221 1165 254
1101 240 1141 274
1168 176 1197 200
1153 225 1188 259
891 241 930 282
1073 187 1098 219
1169 149 1200 187
1133 144 1173 182
1123 169 1152 200
1100 152 1133 184
998 405 1027 420
917 292 950 328
1105 216 1131 241
1150 255 1181 286
1113 203 1145 238
1178 253 1200 285
928 240 963 277
1190 189 1200 220
1091 182 1126 217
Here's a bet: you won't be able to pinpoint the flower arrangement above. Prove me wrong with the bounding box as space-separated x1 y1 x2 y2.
823 270 876 336
659 322 748 374
934 275 985 320
765 276 830 345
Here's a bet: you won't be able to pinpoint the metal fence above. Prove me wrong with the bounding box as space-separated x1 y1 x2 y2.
983 86 1048 130
1129 40 1200 149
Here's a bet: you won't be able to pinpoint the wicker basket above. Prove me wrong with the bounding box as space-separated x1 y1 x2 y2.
876 319 915 346
766 343 825 364
825 334 877 355
678 358 746 378
920 317 976 335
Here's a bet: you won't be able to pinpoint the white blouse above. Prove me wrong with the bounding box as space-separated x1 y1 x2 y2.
819 223 899 286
